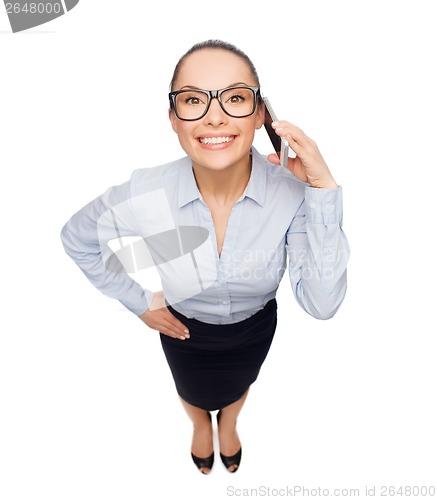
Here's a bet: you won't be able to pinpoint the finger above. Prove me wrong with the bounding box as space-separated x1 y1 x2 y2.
267 153 280 165
159 320 190 340
164 308 189 333
270 124 303 156
272 120 304 138
161 328 189 340
141 309 190 340
272 121 311 150
162 310 190 340
284 133 305 158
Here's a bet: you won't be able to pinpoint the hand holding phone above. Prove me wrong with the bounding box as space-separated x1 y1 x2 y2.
262 96 289 168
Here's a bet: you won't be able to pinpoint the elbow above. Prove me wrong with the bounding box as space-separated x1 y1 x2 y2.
300 281 348 321
60 222 71 253
310 304 340 321
60 220 80 258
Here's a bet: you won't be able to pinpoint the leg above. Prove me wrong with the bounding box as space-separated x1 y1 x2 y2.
217 387 250 472
179 396 214 474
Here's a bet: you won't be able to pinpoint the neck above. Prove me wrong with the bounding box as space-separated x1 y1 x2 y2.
192 154 252 206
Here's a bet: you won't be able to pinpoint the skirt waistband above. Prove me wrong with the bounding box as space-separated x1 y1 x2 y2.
164 299 277 350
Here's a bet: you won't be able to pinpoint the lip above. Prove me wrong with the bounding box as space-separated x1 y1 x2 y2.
195 134 237 150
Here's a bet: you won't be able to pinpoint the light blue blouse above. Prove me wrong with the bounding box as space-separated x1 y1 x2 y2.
61 148 350 324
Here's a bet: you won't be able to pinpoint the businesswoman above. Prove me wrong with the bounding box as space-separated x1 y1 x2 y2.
61 40 350 474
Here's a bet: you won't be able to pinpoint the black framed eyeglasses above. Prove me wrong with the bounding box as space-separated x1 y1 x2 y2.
169 85 260 121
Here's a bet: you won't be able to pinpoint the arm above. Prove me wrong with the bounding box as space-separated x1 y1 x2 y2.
60 177 191 339
268 120 350 319
286 186 349 319
60 180 153 315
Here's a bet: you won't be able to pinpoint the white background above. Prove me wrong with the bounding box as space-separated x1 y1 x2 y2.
1 1 436 499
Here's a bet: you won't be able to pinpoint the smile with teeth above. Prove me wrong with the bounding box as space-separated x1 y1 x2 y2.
199 136 235 145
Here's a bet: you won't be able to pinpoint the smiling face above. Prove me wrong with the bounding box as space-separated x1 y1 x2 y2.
169 49 264 174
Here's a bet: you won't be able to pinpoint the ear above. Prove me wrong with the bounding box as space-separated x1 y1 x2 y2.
254 102 265 130
169 108 179 133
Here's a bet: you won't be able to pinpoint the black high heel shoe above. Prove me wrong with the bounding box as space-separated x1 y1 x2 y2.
191 411 214 474
217 410 242 473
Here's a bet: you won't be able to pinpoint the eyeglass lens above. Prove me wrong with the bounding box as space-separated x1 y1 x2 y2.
174 87 255 120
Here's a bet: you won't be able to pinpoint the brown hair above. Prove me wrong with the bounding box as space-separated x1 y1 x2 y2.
170 39 261 91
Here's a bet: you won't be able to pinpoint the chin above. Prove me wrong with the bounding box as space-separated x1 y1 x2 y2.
190 144 251 172
194 155 244 173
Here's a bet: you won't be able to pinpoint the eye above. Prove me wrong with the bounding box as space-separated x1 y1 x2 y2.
180 92 207 106
185 97 201 105
228 94 246 104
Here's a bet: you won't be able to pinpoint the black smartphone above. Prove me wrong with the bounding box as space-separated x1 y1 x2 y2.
262 96 289 168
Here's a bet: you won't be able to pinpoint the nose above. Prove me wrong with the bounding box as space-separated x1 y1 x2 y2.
203 98 228 126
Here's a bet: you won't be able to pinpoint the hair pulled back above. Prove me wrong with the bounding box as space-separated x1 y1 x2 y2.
170 39 261 91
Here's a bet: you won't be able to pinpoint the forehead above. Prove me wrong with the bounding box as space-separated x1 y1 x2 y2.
175 49 255 90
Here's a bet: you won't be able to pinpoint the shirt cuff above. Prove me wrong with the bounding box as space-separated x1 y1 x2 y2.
119 287 155 316
304 186 343 225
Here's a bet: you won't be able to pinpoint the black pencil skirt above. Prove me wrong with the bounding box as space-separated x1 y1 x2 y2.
159 298 277 411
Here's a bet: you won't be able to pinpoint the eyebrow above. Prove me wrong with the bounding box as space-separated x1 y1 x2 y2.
179 82 251 90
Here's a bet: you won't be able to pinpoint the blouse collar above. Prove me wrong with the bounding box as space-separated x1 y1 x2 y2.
177 147 266 208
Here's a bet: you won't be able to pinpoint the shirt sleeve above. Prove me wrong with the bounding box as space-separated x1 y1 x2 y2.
60 180 154 316
285 185 350 319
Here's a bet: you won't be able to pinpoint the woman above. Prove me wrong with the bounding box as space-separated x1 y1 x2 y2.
61 40 350 474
